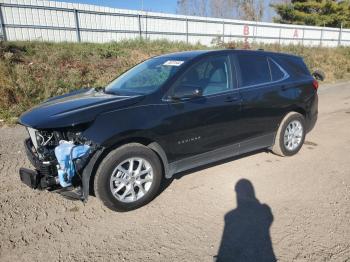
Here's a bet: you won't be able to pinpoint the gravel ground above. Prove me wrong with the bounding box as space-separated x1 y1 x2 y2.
0 81 350 262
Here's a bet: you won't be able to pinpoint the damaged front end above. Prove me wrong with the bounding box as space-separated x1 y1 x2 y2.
17 87 144 201
20 126 99 201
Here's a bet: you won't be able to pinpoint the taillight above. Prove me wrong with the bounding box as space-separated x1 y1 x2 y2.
312 79 319 91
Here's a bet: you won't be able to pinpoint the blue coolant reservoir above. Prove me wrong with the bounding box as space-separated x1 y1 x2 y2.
54 141 90 187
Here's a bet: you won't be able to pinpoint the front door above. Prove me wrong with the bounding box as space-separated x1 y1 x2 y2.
162 54 242 162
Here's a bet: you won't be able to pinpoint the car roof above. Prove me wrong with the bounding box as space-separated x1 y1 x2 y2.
156 50 211 59
156 49 300 60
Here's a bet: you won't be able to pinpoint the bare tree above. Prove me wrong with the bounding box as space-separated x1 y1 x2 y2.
210 0 238 19
177 0 209 17
236 0 264 21
177 0 265 21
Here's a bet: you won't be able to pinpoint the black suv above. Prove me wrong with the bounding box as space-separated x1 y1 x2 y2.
19 49 318 211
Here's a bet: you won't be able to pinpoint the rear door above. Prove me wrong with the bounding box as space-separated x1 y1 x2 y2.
162 54 242 162
236 53 291 147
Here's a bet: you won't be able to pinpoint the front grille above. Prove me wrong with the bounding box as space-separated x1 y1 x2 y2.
39 164 57 177
24 138 58 177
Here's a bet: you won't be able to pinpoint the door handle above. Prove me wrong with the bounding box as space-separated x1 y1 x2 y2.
281 85 291 91
224 96 240 102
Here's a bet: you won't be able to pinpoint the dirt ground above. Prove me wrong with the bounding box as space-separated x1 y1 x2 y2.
0 81 350 262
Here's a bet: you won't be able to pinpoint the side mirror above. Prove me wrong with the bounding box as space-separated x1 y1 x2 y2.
312 69 325 81
171 85 203 100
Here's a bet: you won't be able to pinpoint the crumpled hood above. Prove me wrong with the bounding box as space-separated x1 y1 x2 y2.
19 88 144 129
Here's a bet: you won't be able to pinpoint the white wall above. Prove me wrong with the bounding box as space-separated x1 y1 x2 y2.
0 0 349 47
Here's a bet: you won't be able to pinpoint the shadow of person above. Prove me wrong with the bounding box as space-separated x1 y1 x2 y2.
216 179 276 262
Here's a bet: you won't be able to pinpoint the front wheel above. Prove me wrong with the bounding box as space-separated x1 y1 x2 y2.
94 143 162 211
272 112 306 157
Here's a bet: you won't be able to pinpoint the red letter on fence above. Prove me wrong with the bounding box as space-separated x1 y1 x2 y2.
293 29 299 38
243 25 249 36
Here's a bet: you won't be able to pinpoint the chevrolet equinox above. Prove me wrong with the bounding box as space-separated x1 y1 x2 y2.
19 49 318 211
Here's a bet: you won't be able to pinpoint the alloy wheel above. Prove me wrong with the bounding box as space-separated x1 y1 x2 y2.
283 120 303 151
109 157 153 203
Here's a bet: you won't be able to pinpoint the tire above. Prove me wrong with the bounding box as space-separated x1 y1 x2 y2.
94 143 162 212
312 69 325 81
272 112 306 157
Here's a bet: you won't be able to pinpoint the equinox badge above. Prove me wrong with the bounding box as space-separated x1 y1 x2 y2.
177 136 201 145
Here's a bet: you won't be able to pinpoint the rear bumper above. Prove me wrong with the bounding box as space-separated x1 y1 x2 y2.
306 93 318 133
306 111 317 133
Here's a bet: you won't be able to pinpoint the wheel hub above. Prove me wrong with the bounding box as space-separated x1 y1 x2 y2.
109 157 153 203
283 120 303 151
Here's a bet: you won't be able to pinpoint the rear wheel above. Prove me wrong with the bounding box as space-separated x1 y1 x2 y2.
94 143 162 211
272 112 306 156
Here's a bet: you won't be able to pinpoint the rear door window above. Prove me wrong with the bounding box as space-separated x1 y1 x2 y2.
238 54 271 87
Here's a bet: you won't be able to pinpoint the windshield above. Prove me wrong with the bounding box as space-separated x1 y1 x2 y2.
105 56 187 95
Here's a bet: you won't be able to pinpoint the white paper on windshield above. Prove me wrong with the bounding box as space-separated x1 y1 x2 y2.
163 60 184 66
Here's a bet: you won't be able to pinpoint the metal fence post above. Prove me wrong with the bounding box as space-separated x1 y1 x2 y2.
186 18 188 44
74 9 81 42
138 14 142 39
253 21 257 43
338 23 343 47
145 13 148 40
278 26 282 46
320 26 323 46
0 4 7 41
222 21 225 43
302 28 305 46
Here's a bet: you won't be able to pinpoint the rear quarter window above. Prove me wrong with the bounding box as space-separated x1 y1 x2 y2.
280 56 311 78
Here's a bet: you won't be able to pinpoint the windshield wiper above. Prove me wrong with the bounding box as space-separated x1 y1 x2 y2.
105 90 123 95
94 86 106 93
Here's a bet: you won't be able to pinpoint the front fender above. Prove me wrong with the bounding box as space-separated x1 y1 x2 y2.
82 104 170 148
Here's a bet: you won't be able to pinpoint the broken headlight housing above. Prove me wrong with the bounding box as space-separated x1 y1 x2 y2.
26 124 96 189
27 127 54 150
27 124 90 151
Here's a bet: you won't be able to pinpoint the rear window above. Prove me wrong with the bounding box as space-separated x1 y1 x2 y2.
238 54 271 86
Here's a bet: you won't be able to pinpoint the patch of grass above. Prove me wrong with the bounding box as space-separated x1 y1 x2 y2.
0 39 204 122
0 39 349 123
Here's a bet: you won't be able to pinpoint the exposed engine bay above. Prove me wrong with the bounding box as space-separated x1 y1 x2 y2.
20 127 98 200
